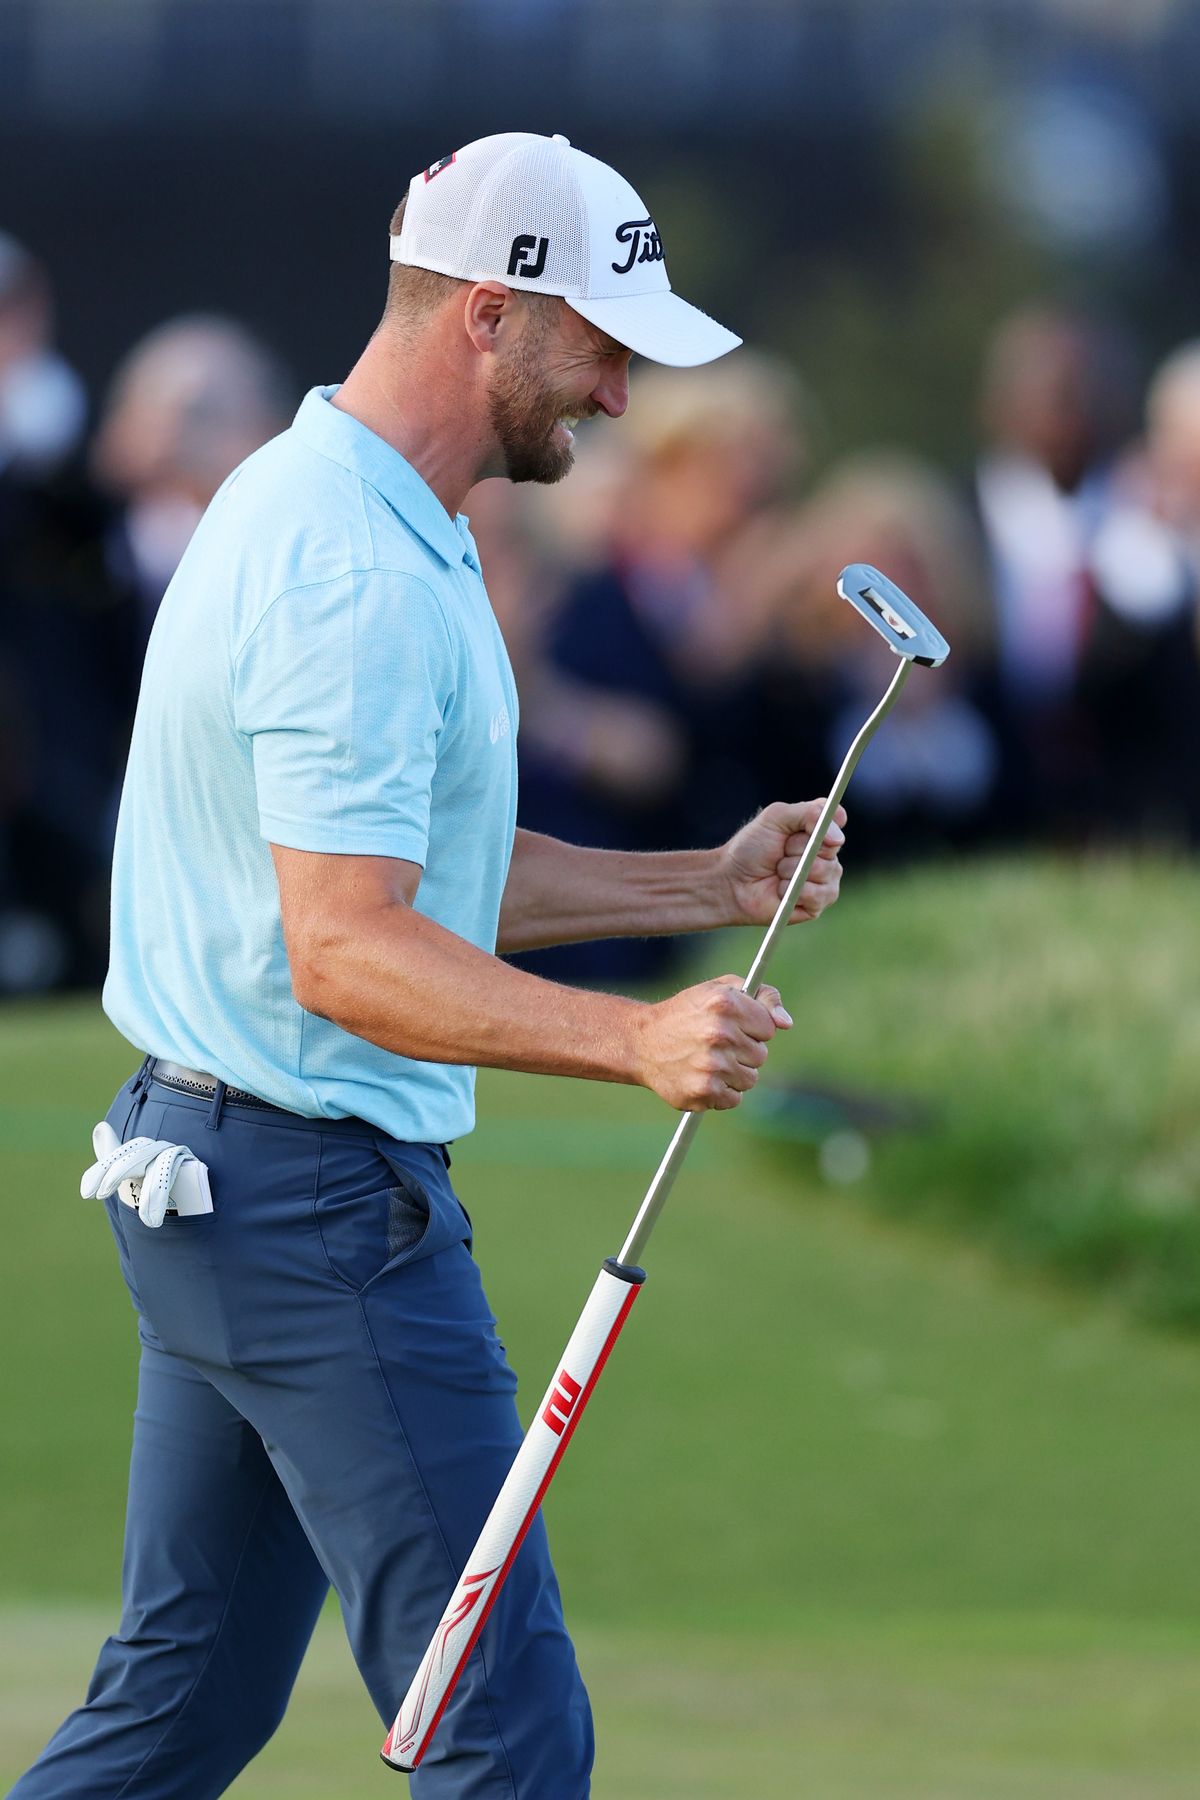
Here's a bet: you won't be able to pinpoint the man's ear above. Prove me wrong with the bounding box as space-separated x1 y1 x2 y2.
463 282 520 355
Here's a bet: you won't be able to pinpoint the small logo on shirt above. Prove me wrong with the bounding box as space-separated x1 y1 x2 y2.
489 706 511 745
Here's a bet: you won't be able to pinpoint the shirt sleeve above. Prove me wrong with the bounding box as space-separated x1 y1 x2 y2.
233 568 456 861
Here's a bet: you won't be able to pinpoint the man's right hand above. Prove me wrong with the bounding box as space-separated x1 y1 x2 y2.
635 975 792 1111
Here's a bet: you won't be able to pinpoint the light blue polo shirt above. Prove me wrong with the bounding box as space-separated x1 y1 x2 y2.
103 387 519 1143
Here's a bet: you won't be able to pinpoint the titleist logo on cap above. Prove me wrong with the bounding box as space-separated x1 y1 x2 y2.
611 218 664 276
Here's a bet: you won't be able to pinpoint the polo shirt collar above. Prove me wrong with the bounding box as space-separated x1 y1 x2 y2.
292 386 477 571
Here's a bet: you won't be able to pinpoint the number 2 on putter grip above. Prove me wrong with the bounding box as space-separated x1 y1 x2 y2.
381 566 949 1773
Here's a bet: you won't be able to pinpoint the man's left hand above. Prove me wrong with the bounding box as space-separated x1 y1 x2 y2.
720 799 846 928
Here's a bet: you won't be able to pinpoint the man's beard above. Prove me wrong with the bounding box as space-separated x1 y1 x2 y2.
488 339 590 486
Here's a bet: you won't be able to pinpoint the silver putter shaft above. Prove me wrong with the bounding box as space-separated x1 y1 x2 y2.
618 562 949 1266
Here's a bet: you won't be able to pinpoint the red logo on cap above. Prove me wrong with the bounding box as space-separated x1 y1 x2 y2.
424 153 457 183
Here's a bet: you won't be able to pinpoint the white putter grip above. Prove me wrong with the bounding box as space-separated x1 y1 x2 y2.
381 1257 645 1772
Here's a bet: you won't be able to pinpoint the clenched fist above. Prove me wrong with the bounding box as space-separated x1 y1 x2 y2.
634 974 792 1112
720 799 846 928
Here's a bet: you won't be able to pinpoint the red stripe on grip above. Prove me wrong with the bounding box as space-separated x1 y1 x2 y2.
389 1276 642 1769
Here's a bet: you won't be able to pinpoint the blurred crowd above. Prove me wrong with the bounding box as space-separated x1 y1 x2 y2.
4 229 1200 992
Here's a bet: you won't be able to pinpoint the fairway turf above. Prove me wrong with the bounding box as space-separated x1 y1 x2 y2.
4 1610 1200 1798
3 861 1200 1793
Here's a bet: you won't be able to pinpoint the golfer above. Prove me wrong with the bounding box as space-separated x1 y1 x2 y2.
11 133 845 1800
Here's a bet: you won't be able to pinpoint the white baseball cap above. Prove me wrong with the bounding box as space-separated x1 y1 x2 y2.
389 132 742 368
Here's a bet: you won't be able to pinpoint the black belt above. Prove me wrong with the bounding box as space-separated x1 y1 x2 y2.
148 1058 288 1114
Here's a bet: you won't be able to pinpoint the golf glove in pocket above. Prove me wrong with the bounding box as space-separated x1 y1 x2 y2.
81 1121 214 1228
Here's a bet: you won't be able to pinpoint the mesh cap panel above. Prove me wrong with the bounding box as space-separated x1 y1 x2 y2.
399 134 589 294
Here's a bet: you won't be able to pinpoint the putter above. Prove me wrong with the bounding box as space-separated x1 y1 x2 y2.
381 564 950 1773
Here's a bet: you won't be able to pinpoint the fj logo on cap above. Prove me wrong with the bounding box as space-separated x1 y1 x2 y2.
507 234 549 279
424 153 457 182
612 218 663 275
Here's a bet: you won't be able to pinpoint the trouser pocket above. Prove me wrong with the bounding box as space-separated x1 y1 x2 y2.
377 1140 474 1261
384 1168 430 1260
313 1138 432 1294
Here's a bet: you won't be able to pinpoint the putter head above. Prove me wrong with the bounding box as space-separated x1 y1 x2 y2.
836 564 950 668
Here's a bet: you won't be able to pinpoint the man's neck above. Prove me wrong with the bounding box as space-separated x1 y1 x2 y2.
331 331 492 518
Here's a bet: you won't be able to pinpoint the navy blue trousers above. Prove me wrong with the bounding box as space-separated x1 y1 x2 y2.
8 1065 593 1799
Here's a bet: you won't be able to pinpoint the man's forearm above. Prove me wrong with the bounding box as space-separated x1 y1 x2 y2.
498 829 730 954
272 842 794 1113
294 896 650 1083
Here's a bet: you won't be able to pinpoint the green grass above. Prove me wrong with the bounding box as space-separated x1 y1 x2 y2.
730 855 1200 1331
3 859 1200 1793
5 1610 1200 1798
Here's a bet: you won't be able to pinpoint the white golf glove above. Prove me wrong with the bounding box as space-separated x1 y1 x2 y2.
81 1122 214 1228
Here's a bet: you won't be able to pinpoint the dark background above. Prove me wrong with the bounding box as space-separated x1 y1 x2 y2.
4 0 1200 459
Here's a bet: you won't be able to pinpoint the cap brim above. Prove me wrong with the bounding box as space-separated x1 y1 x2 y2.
567 288 741 367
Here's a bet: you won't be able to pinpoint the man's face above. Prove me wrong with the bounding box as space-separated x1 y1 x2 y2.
488 299 631 486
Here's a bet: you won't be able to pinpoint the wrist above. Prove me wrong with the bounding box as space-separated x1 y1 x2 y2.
644 845 732 934
611 993 654 1088
705 843 740 930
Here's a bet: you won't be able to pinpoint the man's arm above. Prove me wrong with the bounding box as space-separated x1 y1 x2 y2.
497 800 846 954
271 846 791 1113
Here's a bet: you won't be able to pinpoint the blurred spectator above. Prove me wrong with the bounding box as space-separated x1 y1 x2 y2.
92 316 294 655
1144 341 1200 570
512 352 812 982
976 306 1138 707
0 232 87 480
0 314 292 991
973 304 1197 841
769 451 1002 864
0 233 91 989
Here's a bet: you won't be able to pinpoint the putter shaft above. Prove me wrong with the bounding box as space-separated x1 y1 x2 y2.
618 655 910 1268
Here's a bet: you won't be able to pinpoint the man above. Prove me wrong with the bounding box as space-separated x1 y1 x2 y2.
10 133 844 1800
975 306 1198 842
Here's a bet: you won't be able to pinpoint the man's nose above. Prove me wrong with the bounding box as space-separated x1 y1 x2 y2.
591 363 630 420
